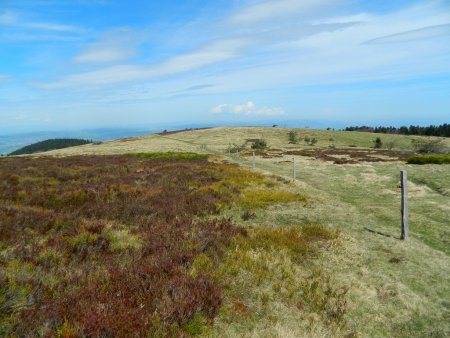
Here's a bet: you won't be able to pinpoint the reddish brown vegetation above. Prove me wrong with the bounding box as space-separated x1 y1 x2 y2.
285 148 412 164
0 155 249 336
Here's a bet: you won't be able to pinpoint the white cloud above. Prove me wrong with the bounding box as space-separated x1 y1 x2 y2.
212 101 285 115
228 0 334 26
41 38 246 88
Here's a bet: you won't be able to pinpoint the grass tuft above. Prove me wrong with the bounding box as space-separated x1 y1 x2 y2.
238 189 307 209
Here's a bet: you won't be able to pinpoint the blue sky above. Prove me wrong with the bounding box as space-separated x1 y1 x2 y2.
1 0 450 133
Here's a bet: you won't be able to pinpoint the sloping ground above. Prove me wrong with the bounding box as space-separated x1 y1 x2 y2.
8 127 450 336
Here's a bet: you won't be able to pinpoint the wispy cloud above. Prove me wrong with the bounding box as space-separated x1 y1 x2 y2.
0 74 11 82
0 9 79 32
40 38 246 88
212 101 285 115
228 0 335 26
0 10 17 25
364 23 450 44
74 30 139 63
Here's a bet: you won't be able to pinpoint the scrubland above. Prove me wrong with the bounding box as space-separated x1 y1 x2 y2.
1 127 449 337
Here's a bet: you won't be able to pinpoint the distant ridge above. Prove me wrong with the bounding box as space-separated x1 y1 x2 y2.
8 138 92 156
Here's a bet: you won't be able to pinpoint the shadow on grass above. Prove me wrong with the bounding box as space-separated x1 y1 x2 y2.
364 227 396 239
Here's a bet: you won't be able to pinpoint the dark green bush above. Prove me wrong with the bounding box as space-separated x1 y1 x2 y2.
407 154 450 164
373 137 382 149
251 139 267 149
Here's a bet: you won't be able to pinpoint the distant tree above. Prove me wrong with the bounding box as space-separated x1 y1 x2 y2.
288 130 299 144
374 137 383 149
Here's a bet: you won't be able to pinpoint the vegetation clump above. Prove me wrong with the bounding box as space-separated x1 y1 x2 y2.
8 138 93 156
411 139 447 154
288 130 299 144
407 153 450 164
373 137 383 149
251 139 267 149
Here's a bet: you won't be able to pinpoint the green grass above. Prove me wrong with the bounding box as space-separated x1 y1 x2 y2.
238 189 307 209
211 225 347 337
407 153 450 164
128 152 209 160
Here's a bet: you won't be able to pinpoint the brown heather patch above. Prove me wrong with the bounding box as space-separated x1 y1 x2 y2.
0 155 252 336
285 148 412 164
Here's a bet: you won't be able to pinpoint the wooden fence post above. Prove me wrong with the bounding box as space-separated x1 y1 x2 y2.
401 170 408 240
292 157 296 180
252 152 255 169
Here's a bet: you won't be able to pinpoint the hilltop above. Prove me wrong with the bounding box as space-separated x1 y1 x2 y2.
36 126 450 157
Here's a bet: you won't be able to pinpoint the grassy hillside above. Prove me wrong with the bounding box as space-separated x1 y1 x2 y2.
3 127 449 336
42 126 450 157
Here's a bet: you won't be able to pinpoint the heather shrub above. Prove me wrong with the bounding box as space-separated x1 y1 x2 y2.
0 155 259 336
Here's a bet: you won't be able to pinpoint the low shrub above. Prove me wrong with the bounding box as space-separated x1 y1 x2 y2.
251 139 267 149
373 137 383 149
227 143 246 153
288 131 299 144
411 139 447 154
407 153 450 164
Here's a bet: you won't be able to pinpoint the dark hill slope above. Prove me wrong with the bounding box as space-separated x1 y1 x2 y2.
8 138 92 155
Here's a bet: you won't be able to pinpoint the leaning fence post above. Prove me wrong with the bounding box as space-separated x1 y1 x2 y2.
400 170 408 240
252 152 255 169
292 157 296 180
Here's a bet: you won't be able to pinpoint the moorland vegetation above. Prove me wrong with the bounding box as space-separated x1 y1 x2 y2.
0 153 341 337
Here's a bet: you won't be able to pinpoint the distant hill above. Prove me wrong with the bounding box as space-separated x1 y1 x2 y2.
8 138 92 155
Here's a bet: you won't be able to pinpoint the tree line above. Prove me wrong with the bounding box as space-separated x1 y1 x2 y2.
344 124 450 137
8 138 93 156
